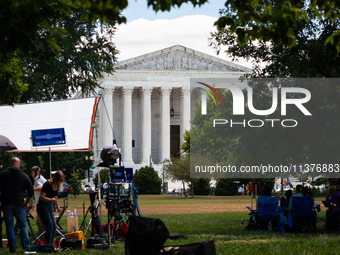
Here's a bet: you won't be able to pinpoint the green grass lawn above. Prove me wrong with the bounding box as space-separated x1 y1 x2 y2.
1 195 339 254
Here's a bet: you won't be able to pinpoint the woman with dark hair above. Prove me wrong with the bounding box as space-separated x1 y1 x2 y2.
256 186 273 210
281 190 293 217
261 186 272 196
37 170 65 244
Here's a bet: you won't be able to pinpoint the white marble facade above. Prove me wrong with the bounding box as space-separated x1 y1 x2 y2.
91 45 252 175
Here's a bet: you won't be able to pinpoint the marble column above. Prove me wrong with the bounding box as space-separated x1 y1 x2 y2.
180 87 191 145
159 87 172 162
102 87 114 147
140 87 153 165
121 87 134 165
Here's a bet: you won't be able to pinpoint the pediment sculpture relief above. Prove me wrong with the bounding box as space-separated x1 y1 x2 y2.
117 51 238 72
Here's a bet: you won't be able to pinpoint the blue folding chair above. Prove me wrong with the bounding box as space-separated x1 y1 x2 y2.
290 196 316 232
257 196 284 232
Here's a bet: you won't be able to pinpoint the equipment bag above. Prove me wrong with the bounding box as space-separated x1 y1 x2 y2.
161 239 216 255
102 222 129 238
30 243 55 253
125 216 169 255
60 238 82 250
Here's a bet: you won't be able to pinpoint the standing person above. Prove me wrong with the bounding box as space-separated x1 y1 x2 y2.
63 181 67 192
31 166 47 238
0 157 34 252
238 186 244 195
37 170 64 244
103 181 108 197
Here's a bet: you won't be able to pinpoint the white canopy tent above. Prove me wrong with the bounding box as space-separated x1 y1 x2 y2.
0 97 98 152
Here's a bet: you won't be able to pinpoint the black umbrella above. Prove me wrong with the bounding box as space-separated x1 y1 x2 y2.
0 135 17 152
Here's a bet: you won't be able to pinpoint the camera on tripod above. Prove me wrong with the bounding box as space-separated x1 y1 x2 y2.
100 146 121 167
99 146 135 218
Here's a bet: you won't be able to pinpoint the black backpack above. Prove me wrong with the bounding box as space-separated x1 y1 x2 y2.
125 216 169 255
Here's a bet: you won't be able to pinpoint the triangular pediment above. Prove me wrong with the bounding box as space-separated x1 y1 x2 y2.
115 45 252 73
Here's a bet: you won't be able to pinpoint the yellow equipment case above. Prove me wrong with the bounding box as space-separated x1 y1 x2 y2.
65 231 86 249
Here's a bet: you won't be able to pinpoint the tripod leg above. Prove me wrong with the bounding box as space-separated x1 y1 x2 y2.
56 228 65 238
27 218 38 245
84 218 92 237
32 231 46 244
80 206 92 231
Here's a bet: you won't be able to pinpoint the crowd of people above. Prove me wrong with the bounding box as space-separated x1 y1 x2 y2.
256 183 340 230
0 157 65 252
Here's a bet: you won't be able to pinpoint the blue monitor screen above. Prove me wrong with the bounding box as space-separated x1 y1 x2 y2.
125 168 134 183
31 128 66 147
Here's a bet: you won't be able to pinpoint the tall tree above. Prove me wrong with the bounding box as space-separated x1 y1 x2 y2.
0 0 206 105
210 15 340 78
19 8 118 102
197 14 340 178
4 1 340 105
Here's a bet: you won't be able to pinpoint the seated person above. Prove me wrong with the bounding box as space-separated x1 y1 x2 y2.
324 186 340 230
324 186 340 211
256 186 272 210
303 186 314 202
281 190 292 217
288 185 304 211
256 186 279 230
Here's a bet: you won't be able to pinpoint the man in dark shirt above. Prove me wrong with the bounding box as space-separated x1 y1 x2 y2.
0 157 34 252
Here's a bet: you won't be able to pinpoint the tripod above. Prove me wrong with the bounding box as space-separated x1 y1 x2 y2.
14 205 38 245
80 192 105 237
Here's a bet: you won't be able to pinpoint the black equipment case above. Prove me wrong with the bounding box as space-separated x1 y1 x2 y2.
60 238 82 250
86 237 109 250
161 239 216 255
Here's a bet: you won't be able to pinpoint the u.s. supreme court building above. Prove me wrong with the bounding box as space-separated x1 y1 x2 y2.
89 45 252 189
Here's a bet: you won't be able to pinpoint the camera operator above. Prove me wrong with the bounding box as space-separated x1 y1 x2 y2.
0 157 34 252
31 166 47 237
37 170 64 245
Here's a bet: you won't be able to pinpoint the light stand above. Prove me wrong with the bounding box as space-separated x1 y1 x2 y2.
92 121 102 223
107 148 122 247
85 156 94 184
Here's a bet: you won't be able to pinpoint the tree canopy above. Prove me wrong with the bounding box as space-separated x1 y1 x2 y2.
189 12 340 180
18 8 118 102
3 0 340 104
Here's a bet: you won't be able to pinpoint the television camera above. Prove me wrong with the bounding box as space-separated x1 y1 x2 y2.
83 145 140 245
100 146 136 218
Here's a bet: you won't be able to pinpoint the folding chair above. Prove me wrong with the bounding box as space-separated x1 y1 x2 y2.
257 196 280 231
34 195 68 243
290 196 316 232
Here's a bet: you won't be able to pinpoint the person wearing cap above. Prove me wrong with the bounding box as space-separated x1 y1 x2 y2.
31 166 47 238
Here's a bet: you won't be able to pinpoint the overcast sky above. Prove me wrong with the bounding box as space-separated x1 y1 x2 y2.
114 1 253 68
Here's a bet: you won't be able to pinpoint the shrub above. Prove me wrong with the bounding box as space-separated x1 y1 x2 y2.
215 179 239 196
134 166 162 194
189 179 211 195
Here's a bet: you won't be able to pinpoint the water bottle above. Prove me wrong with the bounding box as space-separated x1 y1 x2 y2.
268 221 272 231
74 209 77 217
316 203 321 212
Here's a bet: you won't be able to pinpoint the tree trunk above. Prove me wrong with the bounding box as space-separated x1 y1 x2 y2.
182 180 186 197
190 178 194 199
